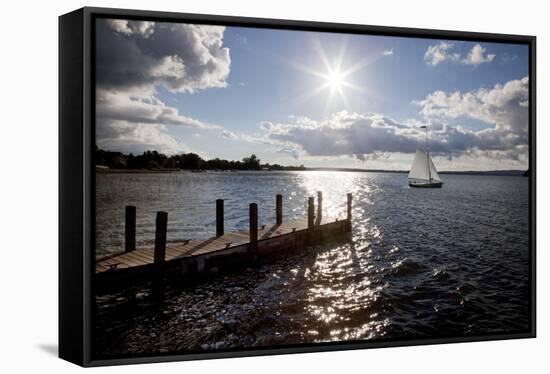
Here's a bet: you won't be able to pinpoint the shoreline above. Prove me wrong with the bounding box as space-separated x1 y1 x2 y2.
96 167 527 177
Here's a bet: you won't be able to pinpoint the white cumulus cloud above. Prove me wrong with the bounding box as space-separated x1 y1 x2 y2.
105 19 155 38
96 121 187 155
98 20 231 93
415 77 528 137
96 19 232 153
462 44 496 65
424 42 496 66
424 42 460 66
257 77 528 165
96 88 219 129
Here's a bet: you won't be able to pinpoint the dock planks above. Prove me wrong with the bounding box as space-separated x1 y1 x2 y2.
95 215 344 274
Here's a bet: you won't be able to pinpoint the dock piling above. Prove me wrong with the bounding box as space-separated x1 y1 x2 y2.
317 191 323 218
276 194 283 225
346 193 352 232
249 203 258 256
125 205 136 253
308 197 315 230
154 211 168 268
152 211 168 300
216 199 224 236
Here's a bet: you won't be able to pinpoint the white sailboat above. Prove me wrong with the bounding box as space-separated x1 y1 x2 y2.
408 126 443 188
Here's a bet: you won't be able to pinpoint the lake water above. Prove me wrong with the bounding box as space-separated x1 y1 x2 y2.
94 171 530 357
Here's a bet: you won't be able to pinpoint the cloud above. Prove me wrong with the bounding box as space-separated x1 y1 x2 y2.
259 77 528 163
415 77 528 137
220 130 238 139
96 18 232 153
462 44 496 65
424 42 460 66
96 88 218 129
265 112 423 159
96 121 187 155
383 48 394 56
259 121 273 130
105 19 155 38
424 42 495 66
275 147 300 159
97 19 231 93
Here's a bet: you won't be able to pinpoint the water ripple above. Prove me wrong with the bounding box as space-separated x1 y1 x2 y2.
94 171 530 357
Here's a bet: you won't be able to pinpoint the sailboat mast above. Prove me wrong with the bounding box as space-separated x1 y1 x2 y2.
421 125 432 182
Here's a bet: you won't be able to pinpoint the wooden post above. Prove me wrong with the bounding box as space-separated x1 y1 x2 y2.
276 194 283 225
152 211 168 301
346 193 352 232
308 197 315 230
154 211 168 268
125 205 136 253
216 199 224 237
249 203 258 256
317 191 323 218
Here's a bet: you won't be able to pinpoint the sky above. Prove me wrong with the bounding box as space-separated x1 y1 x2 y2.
95 18 530 171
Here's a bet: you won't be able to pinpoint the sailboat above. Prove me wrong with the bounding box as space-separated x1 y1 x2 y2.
408 126 443 188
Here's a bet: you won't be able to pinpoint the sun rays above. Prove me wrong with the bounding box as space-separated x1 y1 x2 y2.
285 36 375 111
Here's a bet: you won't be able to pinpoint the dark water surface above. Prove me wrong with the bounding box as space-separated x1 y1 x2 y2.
94 171 530 357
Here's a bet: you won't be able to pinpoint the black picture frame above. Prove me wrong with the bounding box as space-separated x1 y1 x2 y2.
59 6 536 367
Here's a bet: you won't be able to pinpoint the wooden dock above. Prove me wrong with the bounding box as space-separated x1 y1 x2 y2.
95 192 352 287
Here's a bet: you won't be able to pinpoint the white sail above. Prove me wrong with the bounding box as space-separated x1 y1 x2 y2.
428 155 442 182
408 150 430 181
408 150 442 183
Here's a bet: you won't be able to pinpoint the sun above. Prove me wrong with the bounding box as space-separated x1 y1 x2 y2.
319 65 353 104
285 37 375 110
326 68 344 91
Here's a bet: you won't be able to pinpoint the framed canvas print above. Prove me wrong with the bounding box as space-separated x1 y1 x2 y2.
59 7 536 367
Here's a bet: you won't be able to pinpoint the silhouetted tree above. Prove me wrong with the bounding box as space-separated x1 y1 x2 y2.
95 148 304 171
242 154 261 170
179 153 204 170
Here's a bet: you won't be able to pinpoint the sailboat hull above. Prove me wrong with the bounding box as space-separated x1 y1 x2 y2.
409 181 443 188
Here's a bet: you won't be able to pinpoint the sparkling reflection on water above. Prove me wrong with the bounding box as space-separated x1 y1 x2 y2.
96 171 366 254
94 171 530 355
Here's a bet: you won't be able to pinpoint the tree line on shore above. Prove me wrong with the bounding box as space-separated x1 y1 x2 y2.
95 147 306 171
